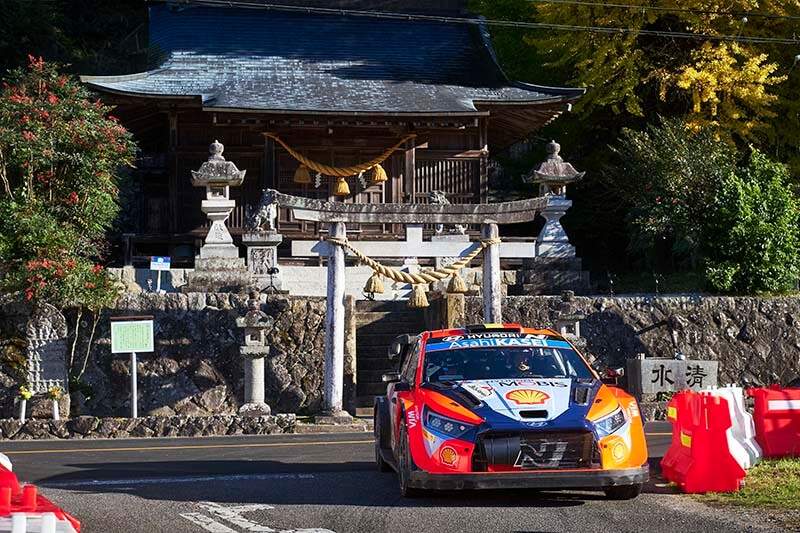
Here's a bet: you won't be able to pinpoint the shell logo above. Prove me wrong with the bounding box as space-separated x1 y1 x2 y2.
505 389 550 405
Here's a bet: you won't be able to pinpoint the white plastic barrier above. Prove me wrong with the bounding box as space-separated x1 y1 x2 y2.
703 386 762 469
0 453 12 472
0 512 76 533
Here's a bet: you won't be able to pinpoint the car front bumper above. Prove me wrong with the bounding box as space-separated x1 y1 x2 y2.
408 465 649 491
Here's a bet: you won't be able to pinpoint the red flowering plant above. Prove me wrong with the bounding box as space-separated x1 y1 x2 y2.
0 57 135 382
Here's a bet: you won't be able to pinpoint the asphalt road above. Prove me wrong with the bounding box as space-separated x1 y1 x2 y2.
0 423 777 533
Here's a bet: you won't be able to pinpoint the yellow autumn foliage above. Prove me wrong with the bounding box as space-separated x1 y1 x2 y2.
671 42 785 140
473 0 800 164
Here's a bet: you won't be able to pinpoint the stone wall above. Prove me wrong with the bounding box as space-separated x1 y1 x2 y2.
465 295 800 386
0 293 345 418
0 414 295 440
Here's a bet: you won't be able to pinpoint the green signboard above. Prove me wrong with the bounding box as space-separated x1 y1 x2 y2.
111 320 154 354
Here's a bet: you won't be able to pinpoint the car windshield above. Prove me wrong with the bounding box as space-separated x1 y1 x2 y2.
423 346 593 383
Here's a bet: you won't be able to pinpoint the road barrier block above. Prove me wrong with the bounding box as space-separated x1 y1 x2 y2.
702 386 762 469
0 455 81 532
748 385 800 458
661 390 746 493
659 391 692 483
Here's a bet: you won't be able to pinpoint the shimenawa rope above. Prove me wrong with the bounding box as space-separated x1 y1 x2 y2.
264 133 416 177
326 236 501 285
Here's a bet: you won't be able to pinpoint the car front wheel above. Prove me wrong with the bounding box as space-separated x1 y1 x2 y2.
398 424 423 498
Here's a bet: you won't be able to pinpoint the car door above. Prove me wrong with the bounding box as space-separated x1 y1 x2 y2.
389 339 420 452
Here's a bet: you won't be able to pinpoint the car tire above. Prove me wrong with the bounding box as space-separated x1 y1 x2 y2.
603 483 643 500
398 424 423 498
374 403 392 473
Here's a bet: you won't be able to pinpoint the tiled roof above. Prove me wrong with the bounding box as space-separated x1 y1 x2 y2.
82 3 583 114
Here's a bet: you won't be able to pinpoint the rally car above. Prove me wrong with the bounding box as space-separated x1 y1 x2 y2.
373 323 649 498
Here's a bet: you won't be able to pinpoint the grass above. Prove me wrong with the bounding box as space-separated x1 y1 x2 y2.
700 459 800 512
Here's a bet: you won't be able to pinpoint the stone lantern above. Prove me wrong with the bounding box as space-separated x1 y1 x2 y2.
193 139 245 259
236 291 275 416
184 140 251 292
525 140 585 258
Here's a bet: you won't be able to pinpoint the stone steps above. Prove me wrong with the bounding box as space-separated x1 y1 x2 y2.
357 369 394 383
356 332 414 346
358 382 390 397
357 357 395 371
355 301 425 402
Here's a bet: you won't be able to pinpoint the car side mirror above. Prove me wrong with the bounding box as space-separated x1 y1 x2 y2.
388 342 402 360
388 334 414 360
600 367 624 386
382 372 401 383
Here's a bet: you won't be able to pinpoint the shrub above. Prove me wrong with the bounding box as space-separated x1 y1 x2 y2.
0 56 136 381
704 151 800 294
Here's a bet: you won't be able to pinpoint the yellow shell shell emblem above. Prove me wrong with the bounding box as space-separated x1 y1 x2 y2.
505 389 550 405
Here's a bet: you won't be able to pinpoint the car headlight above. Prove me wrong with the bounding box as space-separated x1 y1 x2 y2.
424 407 477 440
594 407 626 437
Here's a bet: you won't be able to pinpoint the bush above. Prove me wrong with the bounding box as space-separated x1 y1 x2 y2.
704 151 800 294
612 118 736 269
0 56 136 382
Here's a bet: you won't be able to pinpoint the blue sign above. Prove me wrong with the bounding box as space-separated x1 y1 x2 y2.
425 337 573 352
150 256 171 271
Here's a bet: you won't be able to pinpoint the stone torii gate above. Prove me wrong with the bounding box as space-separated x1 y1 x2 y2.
264 190 558 419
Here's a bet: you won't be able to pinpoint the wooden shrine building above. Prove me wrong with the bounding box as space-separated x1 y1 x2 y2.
82 0 583 267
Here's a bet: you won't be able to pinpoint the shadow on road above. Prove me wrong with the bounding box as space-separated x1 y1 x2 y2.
35 456 675 508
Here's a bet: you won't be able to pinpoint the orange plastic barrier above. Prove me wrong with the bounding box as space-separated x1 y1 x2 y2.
660 390 746 493
0 456 81 532
748 385 800 458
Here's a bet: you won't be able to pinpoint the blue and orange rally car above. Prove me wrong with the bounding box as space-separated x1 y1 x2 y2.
373 324 649 498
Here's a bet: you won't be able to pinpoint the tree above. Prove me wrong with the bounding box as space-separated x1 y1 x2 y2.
611 118 736 268
471 0 800 169
704 151 800 294
0 56 136 381
611 118 799 293
0 0 149 77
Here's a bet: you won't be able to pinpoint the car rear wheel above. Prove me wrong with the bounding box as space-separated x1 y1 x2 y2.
604 483 642 500
398 424 423 498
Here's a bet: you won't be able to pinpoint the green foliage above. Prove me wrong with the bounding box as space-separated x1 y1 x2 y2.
704 151 800 294
612 118 799 294
0 0 149 77
612 118 736 267
0 56 136 309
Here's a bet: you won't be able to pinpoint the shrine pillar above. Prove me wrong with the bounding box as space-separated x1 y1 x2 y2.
322 222 350 420
482 223 502 322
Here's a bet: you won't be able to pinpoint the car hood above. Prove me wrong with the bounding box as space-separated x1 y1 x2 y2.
456 378 575 423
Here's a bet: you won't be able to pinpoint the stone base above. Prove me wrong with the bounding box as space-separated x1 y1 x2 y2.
183 257 251 293
315 411 354 425
514 272 591 295
26 394 70 420
238 402 271 417
510 257 591 295
242 231 283 247
200 243 240 260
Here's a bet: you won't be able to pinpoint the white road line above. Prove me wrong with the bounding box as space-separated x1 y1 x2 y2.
41 472 315 488
179 512 238 533
200 502 276 532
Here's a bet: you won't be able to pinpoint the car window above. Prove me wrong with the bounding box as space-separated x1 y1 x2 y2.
400 340 420 384
423 346 592 383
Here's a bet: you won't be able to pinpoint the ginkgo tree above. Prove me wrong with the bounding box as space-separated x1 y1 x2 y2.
472 0 800 166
